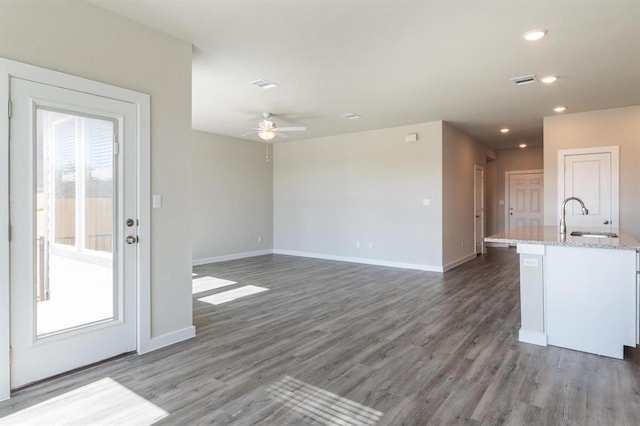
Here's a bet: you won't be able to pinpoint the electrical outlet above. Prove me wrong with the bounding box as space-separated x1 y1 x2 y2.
258 236 262 243
368 242 373 249
355 241 360 248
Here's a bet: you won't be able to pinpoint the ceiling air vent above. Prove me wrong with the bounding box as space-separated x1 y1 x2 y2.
249 79 279 89
340 112 362 120
511 74 538 86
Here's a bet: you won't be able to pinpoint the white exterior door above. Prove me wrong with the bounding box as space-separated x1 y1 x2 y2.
508 172 543 231
561 148 618 228
474 165 484 254
9 77 138 388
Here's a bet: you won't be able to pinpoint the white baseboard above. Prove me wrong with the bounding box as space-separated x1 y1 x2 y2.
485 242 509 248
139 326 196 354
272 249 443 272
519 329 547 346
442 253 477 272
193 249 273 266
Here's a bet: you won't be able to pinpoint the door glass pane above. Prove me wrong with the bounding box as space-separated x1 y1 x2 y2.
36 108 116 337
84 119 113 252
54 117 76 246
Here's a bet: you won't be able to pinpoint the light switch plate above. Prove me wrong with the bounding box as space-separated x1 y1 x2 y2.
152 194 162 209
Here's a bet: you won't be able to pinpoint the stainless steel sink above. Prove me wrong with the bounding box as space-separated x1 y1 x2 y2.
570 231 619 238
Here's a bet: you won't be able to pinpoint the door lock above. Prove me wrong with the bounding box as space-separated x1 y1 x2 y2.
126 218 136 227
126 235 138 245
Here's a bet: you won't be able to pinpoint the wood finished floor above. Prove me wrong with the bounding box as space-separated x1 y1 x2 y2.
2 248 640 425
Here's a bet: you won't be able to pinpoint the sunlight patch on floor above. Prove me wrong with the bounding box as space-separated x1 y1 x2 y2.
192 276 237 294
267 376 383 426
197 285 268 305
0 378 168 425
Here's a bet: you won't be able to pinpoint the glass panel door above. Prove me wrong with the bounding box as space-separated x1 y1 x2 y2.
10 75 137 390
36 109 117 336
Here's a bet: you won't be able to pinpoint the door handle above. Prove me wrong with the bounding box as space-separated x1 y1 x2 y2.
603 220 610 225
126 236 138 245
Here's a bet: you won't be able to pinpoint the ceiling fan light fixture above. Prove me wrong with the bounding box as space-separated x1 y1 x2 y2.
554 106 567 113
258 129 276 141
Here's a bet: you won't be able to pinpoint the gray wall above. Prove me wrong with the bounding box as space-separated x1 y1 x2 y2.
442 123 493 268
191 131 273 262
273 121 444 270
496 147 544 232
543 106 640 238
0 0 193 337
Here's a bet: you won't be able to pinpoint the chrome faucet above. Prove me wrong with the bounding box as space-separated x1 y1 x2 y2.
560 197 589 235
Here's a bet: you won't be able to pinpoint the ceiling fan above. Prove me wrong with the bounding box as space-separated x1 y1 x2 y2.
242 112 307 141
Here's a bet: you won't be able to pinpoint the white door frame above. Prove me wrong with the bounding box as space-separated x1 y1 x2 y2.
505 169 543 232
0 57 151 400
557 146 619 227
474 164 485 254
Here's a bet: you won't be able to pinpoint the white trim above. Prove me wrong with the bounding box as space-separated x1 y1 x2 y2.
443 253 477 272
136 94 152 357
193 249 273 266
0 64 10 402
557 146 619 227
0 57 151 399
138 326 196 355
516 244 545 256
272 249 443 272
518 329 547 346
474 163 485 255
504 169 543 232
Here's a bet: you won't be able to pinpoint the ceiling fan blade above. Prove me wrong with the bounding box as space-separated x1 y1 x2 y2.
241 130 259 136
277 126 307 132
276 132 289 139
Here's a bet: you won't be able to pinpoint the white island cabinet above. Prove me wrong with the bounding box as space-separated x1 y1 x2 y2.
486 226 640 359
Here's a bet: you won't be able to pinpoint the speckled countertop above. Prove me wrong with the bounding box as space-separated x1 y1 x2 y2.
485 226 640 251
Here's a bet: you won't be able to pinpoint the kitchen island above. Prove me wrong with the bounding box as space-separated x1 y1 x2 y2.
486 226 640 359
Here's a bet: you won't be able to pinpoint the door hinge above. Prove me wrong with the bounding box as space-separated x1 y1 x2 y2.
8 100 12 118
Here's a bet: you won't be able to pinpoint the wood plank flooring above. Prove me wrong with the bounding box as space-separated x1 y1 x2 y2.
2 248 640 425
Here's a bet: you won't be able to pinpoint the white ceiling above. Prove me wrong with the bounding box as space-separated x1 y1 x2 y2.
89 0 640 149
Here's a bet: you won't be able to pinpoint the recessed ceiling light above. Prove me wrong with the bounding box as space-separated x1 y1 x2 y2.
523 29 547 41
541 75 558 84
249 79 279 89
554 106 567 113
500 128 510 134
519 143 528 148
340 112 361 120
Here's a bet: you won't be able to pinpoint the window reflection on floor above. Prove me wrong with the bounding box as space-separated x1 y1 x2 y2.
0 378 168 425
267 376 384 425
192 276 237 295
197 285 268 305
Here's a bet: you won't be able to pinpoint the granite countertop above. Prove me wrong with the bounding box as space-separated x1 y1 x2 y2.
485 226 640 251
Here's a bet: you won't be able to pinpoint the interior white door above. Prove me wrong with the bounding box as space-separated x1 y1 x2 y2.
563 152 613 228
474 165 484 254
9 77 137 388
508 173 543 231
